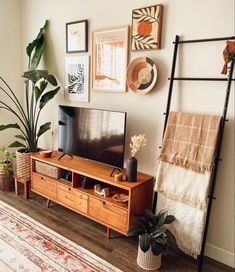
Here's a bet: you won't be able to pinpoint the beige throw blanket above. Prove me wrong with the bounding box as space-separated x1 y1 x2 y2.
157 193 206 258
155 161 211 211
159 112 221 173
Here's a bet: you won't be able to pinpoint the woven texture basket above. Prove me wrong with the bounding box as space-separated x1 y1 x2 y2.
15 150 32 180
0 174 14 191
137 245 161 270
35 161 60 179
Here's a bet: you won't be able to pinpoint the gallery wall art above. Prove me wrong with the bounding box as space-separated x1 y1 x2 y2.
64 56 89 102
131 4 163 51
92 26 129 92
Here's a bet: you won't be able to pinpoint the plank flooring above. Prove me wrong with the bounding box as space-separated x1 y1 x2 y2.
0 189 233 272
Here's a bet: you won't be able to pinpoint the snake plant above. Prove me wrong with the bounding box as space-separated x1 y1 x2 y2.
0 20 60 152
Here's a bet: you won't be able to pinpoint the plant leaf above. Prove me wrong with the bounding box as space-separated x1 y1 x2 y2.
164 215 175 224
14 134 26 141
151 240 165 256
23 70 49 82
39 87 60 109
139 233 151 253
0 123 20 131
37 122 51 138
47 74 58 86
29 34 45 70
127 226 145 237
8 141 26 148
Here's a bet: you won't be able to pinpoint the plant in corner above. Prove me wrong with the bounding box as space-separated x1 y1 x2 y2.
128 209 179 270
0 146 16 191
0 20 60 179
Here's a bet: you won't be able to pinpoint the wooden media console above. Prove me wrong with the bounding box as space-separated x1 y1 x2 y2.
31 152 153 238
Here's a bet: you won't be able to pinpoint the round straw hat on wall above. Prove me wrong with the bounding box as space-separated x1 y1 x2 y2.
126 57 157 94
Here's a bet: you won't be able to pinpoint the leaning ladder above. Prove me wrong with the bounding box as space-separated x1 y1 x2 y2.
153 35 235 271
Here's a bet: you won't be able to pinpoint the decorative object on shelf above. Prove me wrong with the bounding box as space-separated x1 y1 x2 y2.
131 4 163 51
92 26 129 92
114 172 125 182
0 21 60 180
126 134 147 182
66 20 88 53
65 56 89 102
221 40 235 74
94 184 110 197
127 57 157 94
0 147 15 191
112 193 128 203
128 209 179 270
39 150 52 158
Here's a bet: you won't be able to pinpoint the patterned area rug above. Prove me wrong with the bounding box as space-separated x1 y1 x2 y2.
0 200 122 272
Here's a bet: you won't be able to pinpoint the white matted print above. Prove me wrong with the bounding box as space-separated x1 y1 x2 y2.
65 56 89 102
92 26 129 92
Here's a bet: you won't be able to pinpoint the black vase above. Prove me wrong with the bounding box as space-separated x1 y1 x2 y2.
126 157 137 182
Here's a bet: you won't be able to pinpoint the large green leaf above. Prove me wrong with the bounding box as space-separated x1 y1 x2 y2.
47 74 58 86
34 86 43 103
37 122 51 138
23 70 49 82
127 226 145 237
26 20 48 59
15 134 26 141
29 35 45 70
139 233 151 253
0 123 20 131
9 141 26 148
39 87 60 109
157 210 168 227
151 240 166 256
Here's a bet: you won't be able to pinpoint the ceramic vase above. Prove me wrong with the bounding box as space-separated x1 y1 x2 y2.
126 157 137 182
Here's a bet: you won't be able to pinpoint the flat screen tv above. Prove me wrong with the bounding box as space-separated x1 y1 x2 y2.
58 105 127 169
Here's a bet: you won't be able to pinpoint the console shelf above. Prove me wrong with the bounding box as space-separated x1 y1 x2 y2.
30 151 153 237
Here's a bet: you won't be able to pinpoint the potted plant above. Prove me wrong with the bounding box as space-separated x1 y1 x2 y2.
128 209 179 270
0 146 16 191
0 20 60 179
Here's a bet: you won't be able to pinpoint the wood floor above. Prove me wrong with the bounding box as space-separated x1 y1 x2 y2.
0 189 233 272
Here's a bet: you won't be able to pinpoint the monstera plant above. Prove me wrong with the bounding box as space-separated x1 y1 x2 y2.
0 21 60 179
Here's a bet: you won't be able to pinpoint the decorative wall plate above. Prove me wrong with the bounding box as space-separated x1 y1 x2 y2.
126 57 157 94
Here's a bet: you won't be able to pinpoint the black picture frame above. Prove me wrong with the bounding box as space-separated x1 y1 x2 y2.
66 20 88 53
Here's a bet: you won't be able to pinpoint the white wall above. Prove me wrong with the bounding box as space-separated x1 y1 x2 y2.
3 0 235 267
0 0 22 146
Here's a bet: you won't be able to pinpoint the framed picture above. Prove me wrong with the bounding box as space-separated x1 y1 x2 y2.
92 26 129 92
64 56 89 102
66 20 88 53
131 4 163 51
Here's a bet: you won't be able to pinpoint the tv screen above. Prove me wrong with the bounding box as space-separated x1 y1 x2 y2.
58 105 127 169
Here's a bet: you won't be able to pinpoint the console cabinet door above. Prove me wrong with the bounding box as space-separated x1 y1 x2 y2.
57 183 88 214
89 197 127 232
31 173 57 200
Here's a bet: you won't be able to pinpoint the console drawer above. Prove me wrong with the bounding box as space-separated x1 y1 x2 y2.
88 197 127 231
31 173 57 199
57 183 88 214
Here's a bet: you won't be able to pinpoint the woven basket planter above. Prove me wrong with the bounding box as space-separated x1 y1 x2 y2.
0 174 14 191
15 150 32 180
137 245 161 270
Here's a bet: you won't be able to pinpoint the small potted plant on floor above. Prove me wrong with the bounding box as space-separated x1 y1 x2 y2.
128 209 179 270
0 146 16 191
0 21 60 179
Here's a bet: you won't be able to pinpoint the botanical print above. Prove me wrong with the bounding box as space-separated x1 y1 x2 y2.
65 56 89 102
92 26 129 92
131 5 163 51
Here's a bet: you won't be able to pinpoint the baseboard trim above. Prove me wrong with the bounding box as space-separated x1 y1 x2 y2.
205 243 235 268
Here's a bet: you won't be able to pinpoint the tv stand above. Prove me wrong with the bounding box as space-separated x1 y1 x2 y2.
30 151 153 238
58 152 73 160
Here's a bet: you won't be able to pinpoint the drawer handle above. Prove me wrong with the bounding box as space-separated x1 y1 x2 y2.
68 188 71 191
41 177 45 181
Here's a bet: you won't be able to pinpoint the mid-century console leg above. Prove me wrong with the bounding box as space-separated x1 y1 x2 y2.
107 227 111 239
46 199 50 208
14 178 19 195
